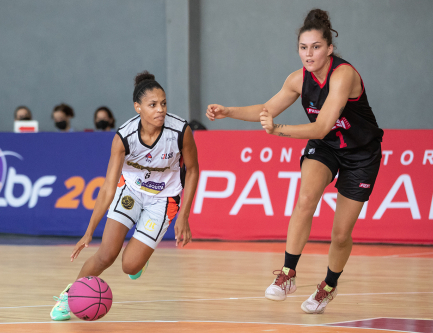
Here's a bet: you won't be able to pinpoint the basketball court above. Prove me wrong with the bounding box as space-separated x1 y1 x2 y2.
1 237 432 333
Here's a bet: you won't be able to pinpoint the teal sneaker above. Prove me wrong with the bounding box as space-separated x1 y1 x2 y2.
50 283 72 321
128 261 149 280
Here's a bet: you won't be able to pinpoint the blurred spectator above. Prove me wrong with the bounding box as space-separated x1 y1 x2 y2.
94 106 115 131
52 103 74 132
14 106 32 121
189 119 207 130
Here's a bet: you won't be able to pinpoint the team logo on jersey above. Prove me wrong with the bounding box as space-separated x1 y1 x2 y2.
308 148 315 154
161 152 174 160
121 195 135 210
359 183 371 189
145 153 152 162
331 117 351 130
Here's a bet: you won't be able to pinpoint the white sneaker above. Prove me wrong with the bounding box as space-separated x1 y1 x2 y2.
301 281 337 314
265 267 297 301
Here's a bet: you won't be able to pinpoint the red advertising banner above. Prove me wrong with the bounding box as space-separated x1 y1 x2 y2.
189 130 433 244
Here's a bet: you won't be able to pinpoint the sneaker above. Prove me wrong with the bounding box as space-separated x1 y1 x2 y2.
128 260 149 280
301 281 337 314
265 267 297 301
50 283 72 321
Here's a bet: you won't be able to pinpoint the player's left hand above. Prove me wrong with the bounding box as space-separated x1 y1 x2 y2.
260 108 274 134
174 216 192 247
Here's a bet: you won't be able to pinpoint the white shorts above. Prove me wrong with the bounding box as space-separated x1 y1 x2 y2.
107 183 180 249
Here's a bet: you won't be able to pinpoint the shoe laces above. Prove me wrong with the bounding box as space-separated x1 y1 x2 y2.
272 269 294 291
314 284 334 304
53 293 69 312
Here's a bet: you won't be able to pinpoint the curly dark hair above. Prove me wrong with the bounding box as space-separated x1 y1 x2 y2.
132 70 164 103
298 9 339 56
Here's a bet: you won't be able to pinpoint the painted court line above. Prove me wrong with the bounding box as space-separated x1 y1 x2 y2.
0 319 420 332
1 291 433 310
382 252 433 258
324 317 383 325
327 317 433 325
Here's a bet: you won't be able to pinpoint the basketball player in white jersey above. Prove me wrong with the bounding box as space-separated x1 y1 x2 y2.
50 71 199 321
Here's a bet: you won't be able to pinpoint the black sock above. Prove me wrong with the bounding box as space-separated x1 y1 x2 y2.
284 251 301 270
324 267 342 288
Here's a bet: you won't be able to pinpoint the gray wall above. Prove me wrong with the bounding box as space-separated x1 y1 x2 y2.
1 0 432 132
198 0 433 130
0 0 167 132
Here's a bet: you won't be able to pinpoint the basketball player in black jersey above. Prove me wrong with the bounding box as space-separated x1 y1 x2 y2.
206 9 383 314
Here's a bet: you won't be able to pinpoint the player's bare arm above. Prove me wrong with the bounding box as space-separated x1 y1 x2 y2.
175 126 199 247
71 135 125 261
206 69 303 122
261 66 357 139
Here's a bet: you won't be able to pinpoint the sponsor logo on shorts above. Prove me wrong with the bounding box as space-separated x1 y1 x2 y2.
307 108 320 114
359 183 371 188
331 117 351 130
121 195 135 210
161 152 174 160
308 148 315 154
144 219 156 232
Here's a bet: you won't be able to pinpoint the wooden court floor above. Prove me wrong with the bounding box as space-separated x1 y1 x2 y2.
1 239 432 333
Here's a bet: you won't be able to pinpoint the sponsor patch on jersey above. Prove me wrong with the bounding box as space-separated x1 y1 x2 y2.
121 196 135 210
359 183 371 188
331 117 351 130
145 153 152 162
135 177 142 186
127 161 169 172
307 108 320 114
140 181 166 194
161 152 174 160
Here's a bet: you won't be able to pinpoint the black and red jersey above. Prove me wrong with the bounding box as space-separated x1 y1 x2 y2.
301 56 383 149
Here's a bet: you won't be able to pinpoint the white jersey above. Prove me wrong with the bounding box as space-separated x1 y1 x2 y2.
117 113 188 198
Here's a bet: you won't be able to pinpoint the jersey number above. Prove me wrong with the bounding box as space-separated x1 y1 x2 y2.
336 131 347 148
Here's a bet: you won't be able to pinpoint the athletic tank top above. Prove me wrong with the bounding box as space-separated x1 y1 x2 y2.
116 113 188 197
301 56 383 149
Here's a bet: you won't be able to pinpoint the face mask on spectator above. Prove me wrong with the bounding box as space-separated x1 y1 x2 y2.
19 116 31 121
55 120 67 130
96 120 110 130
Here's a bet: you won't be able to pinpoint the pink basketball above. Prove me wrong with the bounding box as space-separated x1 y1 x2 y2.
68 276 113 321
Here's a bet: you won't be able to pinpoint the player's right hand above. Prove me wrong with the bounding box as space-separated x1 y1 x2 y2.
206 104 228 121
71 233 92 262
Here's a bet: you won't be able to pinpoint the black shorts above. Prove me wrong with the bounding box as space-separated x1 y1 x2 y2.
300 139 382 202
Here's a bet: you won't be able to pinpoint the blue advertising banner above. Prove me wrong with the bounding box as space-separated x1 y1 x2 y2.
0 133 176 239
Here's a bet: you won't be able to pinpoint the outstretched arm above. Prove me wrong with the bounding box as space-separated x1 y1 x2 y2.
260 66 358 139
175 126 199 247
206 69 303 122
71 134 125 261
